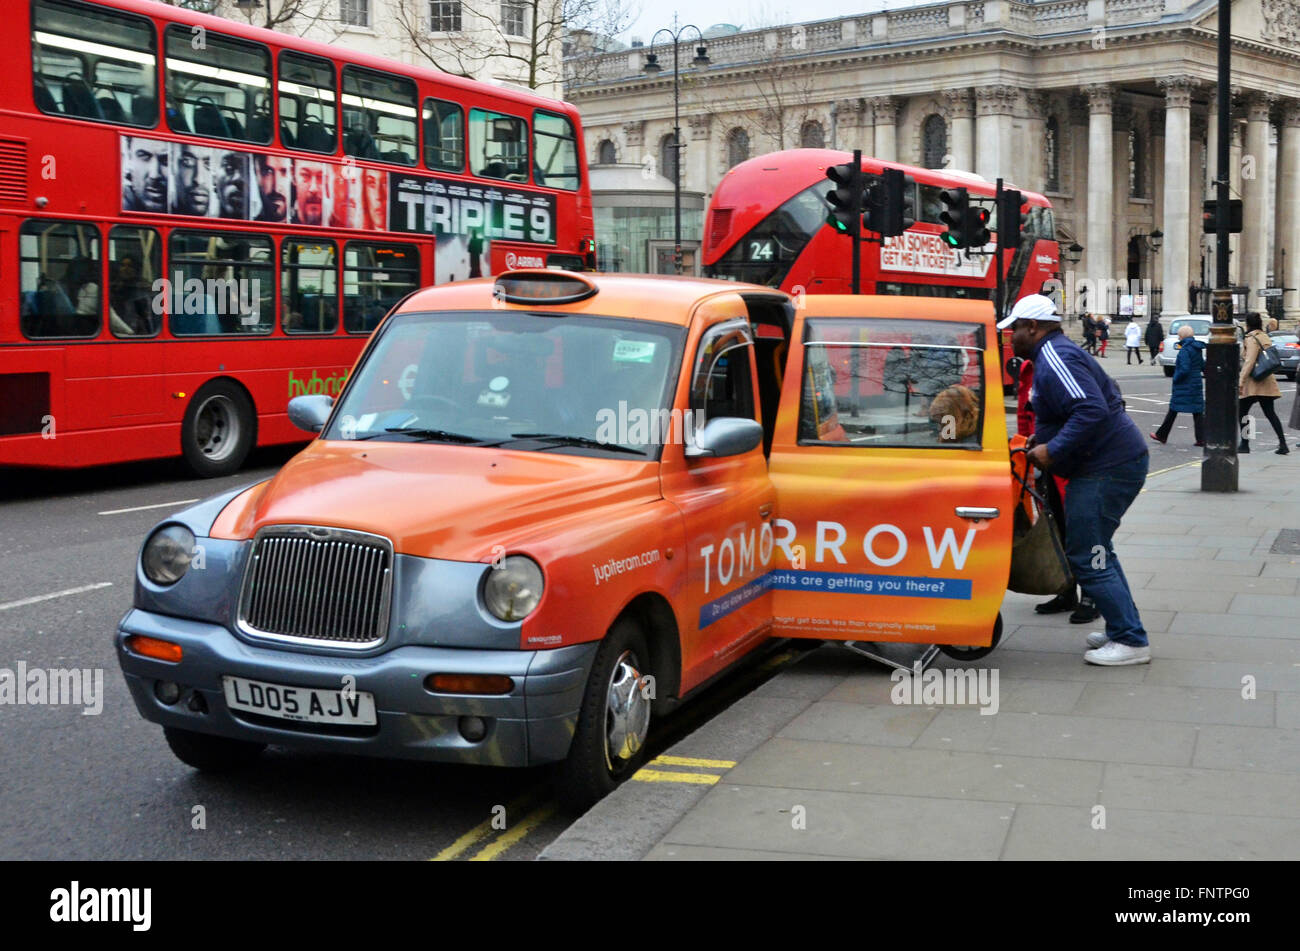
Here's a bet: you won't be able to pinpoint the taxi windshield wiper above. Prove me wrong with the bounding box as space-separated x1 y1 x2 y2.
508 432 647 456
350 426 500 445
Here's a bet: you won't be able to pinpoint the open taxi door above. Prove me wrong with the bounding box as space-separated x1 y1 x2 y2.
765 296 1013 655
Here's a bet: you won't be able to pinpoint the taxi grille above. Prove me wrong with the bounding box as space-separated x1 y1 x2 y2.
238 527 393 649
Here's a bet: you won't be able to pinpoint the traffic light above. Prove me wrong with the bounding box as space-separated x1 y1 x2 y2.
939 187 969 247
996 188 1029 248
863 167 915 238
1202 199 1243 234
964 205 992 248
825 161 863 234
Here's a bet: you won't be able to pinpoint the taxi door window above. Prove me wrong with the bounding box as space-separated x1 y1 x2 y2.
690 320 756 423
798 318 984 448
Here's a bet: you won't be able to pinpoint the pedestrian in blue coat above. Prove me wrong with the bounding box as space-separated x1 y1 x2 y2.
1150 324 1205 445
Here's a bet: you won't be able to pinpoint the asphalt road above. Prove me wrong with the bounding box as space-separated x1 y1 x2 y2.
0 352 1293 861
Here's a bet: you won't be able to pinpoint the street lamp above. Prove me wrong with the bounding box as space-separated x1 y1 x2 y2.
1061 241 1083 266
644 16 709 275
1147 228 1163 254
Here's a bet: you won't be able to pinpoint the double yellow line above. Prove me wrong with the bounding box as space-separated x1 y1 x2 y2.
432 792 556 862
631 754 736 785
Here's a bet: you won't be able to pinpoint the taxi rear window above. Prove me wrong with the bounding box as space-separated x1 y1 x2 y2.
799 318 985 449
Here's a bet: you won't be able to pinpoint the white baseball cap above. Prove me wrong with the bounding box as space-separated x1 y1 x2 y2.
997 294 1062 329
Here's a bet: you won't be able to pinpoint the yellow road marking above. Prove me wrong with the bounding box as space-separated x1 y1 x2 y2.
652 755 736 769
758 650 799 671
431 794 536 861
1141 458 1203 492
468 804 557 861
631 768 722 785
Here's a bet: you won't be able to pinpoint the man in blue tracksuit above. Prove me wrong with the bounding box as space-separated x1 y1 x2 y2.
1001 295 1151 665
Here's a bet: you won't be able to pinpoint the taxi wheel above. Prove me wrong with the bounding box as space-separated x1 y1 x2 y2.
181 380 256 478
938 613 1003 662
1163 366 1174 378
163 726 265 772
556 617 652 812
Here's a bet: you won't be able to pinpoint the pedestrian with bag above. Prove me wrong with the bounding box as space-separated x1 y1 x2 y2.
1150 324 1205 446
1145 314 1163 366
1097 316 1110 357
1082 314 1097 354
1238 311 1291 454
1124 318 1144 364
1003 294 1152 665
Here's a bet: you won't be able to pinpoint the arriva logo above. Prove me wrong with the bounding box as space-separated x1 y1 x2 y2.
288 369 349 398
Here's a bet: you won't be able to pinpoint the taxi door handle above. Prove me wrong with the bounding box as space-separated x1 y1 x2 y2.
955 506 1000 522
759 503 774 521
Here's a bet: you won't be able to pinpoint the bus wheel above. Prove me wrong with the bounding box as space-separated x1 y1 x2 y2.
938 612 1003 661
181 380 255 478
555 617 652 813
164 727 264 772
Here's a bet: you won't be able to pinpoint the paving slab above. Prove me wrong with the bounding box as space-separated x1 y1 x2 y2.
1070 682 1275 727
1101 763 1300 819
776 700 937 747
1141 658 1300 693
1191 724 1300 773
824 672 1087 715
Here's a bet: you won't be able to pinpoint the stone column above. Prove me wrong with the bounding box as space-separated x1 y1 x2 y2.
1279 101 1300 322
870 96 899 161
1082 83 1115 303
1190 110 1208 294
833 98 870 154
686 114 711 196
1023 91 1049 190
944 88 975 172
974 85 1017 182
1158 77 1195 319
1240 93 1274 296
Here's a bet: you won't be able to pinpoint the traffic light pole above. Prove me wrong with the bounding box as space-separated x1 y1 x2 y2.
1202 1 1238 492
994 178 1007 326
851 149 862 295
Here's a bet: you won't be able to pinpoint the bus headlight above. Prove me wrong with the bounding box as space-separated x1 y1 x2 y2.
483 556 544 621
142 525 196 585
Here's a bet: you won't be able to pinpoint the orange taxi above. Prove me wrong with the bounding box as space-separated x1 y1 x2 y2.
115 271 1013 808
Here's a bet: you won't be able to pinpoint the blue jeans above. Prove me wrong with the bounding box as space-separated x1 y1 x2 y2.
1063 453 1149 647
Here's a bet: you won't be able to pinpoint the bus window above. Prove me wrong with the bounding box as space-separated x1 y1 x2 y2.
32 0 157 127
108 225 162 337
469 109 528 182
423 98 463 172
342 67 417 166
165 26 271 144
19 220 102 339
279 51 337 154
533 111 579 190
919 184 945 224
168 231 274 335
283 239 338 334
343 242 418 334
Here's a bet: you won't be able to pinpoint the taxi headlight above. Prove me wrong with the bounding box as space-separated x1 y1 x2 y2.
483 556 544 621
142 525 196 585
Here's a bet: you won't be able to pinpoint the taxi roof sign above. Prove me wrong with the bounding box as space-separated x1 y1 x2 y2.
493 270 598 306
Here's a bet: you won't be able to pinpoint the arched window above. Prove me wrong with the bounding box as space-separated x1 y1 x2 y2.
1129 128 1144 197
727 127 749 168
800 120 824 149
596 139 616 164
921 114 947 169
659 133 679 183
1045 116 1060 192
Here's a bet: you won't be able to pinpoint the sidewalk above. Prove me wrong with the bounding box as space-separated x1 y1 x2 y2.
541 451 1300 860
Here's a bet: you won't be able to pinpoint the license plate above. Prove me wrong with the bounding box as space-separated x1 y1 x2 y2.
222 675 377 726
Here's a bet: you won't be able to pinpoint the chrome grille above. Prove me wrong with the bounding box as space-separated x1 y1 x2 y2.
238 526 393 649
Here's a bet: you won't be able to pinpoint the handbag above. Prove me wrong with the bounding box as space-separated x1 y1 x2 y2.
1250 338 1282 381
1007 448 1073 595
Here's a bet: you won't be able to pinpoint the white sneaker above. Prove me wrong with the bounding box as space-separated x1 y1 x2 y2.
1084 641 1151 666
1085 631 1108 649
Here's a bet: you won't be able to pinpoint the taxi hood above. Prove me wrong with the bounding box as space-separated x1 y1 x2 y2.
212 440 662 561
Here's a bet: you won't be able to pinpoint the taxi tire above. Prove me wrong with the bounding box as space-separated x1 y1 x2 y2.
1163 366 1175 378
181 380 256 478
555 617 651 813
937 612 1003 661
163 726 266 772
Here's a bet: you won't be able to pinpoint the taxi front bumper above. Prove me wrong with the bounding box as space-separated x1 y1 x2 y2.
116 609 598 768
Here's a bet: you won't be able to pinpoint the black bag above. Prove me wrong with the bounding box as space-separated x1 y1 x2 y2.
1250 341 1282 381
1008 450 1072 595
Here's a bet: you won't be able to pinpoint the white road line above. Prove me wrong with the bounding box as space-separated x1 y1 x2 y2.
0 582 114 612
1125 408 1163 415
1123 396 1169 403
98 499 198 516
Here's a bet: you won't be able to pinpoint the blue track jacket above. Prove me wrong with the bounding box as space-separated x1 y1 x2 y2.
1030 329 1148 477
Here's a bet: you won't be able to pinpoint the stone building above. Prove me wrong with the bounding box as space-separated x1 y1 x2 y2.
566 0 1300 322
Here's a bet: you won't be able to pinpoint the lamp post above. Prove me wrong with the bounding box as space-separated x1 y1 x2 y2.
644 16 709 275
1061 241 1083 317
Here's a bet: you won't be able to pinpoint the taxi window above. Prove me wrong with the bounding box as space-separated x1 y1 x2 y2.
798 318 985 449
690 320 756 422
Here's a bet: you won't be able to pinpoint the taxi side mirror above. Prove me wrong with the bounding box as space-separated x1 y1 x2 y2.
685 417 763 459
288 394 334 433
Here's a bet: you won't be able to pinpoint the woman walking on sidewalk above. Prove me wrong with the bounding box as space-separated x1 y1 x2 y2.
1150 324 1205 446
1238 311 1290 455
1097 316 1110 357
1125 319 1144 364
1082 314 1097 354
1145 314 1163 365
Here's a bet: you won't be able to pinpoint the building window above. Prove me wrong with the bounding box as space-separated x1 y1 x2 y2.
921 114 947 169
727 127 749 168
1045 116 1060 192
1129 128 1144 197
501 1 525 37
799 120 824 149
597 139 616 164
430 0 462 32
660 133 678 183
341 0 369 27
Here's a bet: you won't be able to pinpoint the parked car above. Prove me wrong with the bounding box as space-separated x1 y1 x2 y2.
1272 333 1300 380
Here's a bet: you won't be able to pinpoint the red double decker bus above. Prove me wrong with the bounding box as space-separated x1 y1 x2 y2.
2 0 595 476
703 149 1058 386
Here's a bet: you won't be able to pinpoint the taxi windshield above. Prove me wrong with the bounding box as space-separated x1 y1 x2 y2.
325 311 686 456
